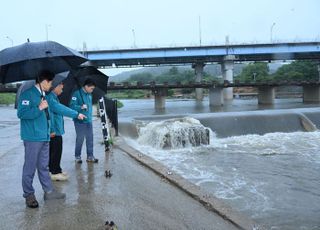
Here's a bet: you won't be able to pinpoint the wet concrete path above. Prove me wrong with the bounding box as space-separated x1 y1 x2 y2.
0 106 239 230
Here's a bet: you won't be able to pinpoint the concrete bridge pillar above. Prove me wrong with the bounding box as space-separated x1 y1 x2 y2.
258 86 275 104
153 88 168 109
222 55 235 100
192 62 205 101
303 85 320 103
209 87 224 106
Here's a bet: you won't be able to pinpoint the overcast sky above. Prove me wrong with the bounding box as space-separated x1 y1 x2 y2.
1 0 319 75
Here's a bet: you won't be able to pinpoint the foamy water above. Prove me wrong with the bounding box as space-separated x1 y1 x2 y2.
136 117 209 149
118 98 320 229
126 129 320 229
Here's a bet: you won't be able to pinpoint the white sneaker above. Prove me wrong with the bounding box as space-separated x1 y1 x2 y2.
51 173 69 181
61 171 68 176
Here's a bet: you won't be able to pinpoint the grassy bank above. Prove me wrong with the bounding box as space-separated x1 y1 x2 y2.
116 100 124 108
108 89 176 99
108 90 149 99
0 93 16 105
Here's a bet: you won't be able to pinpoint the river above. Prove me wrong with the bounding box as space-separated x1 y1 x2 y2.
118 97 320 230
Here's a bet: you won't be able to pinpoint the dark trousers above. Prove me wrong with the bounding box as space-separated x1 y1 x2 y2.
49 135 63 174
23 141 53 198
74 122 94 158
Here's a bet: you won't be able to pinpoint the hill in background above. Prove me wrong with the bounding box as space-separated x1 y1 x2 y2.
109 63 283 83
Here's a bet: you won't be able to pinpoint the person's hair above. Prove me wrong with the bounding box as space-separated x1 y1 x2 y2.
36 70 55 83
83 78 96 87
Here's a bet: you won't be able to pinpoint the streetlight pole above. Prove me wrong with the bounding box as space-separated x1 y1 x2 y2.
132 29 136 48
270 22 276 43
5 36 13 46
198 15 202 46
45 24 51 41
253 72 257 81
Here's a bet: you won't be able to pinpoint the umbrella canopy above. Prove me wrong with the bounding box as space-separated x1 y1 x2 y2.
59 66 109 106
0 40 87 84
14 71 69 109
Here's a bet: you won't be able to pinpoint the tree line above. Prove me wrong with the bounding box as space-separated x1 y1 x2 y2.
124 60 319 84
236 60 319 82
106 60 319 99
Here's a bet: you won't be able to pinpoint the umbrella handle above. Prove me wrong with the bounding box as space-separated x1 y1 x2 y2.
40 95 50 120
81 103 88 111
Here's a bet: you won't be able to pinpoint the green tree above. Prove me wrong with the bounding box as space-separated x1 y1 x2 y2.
128 72 154 83
168 66 179 75
273 60 318 81
237 62 270 82
167 89 174 97
155 68 194 84
203 72 221 82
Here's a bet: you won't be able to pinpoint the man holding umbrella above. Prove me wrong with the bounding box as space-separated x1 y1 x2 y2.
1 40 88 208
17 70 81 208
47 76 86 181
70 79 98 163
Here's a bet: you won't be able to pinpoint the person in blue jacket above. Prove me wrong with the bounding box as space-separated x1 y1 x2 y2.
69 79 98 163
47 78 86 181
17 70 66 208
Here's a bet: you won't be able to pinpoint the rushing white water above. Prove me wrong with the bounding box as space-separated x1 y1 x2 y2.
126 124 320 230
118 98 320 230
136 117 210 149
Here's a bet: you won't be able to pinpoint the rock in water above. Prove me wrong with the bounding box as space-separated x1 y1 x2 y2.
137 117 210 149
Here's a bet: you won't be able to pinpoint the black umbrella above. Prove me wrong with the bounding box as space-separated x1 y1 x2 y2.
14 71 69 109
0 40 87 84
59 66 109 106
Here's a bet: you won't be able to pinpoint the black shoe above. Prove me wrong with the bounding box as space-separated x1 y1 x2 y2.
25 194 39 208
86 157 98 163
105 170 112 178
105 220 117 230
75 158 82 164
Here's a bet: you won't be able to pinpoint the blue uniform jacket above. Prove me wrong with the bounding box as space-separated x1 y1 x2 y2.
46 92 79 136
17 86 51 142
69 88 93 123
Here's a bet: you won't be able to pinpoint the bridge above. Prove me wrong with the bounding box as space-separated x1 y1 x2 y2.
2 80 320 109
86 42 320 67
107 80 320 108
86 42 320 104
2 42 320 110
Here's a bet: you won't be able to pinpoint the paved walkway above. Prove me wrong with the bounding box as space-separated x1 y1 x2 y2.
0 107 241 230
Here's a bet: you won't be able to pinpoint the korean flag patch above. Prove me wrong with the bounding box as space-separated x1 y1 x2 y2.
22 100 30 106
